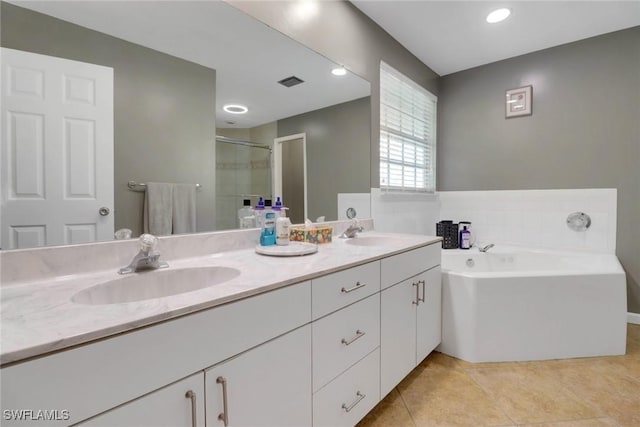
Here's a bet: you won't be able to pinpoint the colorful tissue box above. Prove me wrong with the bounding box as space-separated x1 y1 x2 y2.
290 226 333 244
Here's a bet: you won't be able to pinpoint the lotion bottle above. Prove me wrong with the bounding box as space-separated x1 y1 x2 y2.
276 207 291 246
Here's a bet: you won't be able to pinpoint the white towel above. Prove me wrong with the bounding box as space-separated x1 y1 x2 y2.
172 183 197 234
143 182 173 236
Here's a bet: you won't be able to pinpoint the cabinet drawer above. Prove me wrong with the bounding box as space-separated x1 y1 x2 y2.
313 348 380 427
312 261 380 320
381 243 440 289
312 293 380 391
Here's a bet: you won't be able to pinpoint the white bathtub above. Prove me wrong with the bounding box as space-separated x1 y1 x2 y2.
438 246 627 363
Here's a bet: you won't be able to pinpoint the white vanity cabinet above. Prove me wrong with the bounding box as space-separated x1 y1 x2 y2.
76 373 205 427
204 325 311 427
2 237 443 427
380 246 441 397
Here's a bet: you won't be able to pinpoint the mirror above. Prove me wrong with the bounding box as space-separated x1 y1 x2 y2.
0 0 371 249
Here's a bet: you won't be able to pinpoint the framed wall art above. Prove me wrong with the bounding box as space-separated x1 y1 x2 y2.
505 85 532 118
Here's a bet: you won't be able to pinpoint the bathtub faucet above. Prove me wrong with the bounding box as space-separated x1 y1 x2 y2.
479 243 495 253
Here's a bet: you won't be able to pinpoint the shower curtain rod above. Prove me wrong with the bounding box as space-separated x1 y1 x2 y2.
215 135 272 151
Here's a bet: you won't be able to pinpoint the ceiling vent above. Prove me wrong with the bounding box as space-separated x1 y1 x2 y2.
278 76 304 87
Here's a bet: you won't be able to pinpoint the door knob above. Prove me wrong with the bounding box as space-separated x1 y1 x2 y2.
99 207 111 216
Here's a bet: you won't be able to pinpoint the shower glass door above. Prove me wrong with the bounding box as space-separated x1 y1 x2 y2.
215 139 272 230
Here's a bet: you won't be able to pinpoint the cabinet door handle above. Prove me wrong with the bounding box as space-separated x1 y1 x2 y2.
216 376 229 426
341 329 365 346
412 282 420 305
341 281 366 294
341 391 366 412
418 280 426 303
185 390 197 427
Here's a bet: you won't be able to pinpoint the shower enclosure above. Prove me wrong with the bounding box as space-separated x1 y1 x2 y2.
215 136 272 230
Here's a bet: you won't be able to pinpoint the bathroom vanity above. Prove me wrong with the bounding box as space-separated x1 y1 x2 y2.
1 228 441 426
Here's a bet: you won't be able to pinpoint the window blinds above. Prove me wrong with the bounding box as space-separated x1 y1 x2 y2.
380 61 437 193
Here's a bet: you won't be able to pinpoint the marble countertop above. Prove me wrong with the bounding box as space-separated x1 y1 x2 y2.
1 232 440 366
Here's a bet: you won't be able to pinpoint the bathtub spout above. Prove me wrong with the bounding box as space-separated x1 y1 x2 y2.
479 243 495 252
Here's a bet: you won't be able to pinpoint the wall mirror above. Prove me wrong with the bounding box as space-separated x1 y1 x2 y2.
0 0 371 249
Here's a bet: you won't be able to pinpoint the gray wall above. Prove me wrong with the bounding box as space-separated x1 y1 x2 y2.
1 2 216 237
438 27 640 312
278 97 371 221
228 0 439 189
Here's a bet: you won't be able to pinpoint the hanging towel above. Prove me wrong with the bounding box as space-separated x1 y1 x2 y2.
143 182 173 235
172 183 197 234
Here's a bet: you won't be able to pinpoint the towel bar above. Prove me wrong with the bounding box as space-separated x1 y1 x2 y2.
127 181 201 192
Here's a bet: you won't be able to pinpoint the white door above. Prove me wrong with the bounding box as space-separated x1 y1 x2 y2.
1 48 114 249
273 133 307 224
205 325 312 427
380 278 417 398
416 267 442 363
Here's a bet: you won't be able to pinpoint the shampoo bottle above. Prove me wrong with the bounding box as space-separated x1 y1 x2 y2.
460 226 471 249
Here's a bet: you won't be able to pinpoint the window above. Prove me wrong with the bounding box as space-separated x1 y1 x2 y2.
379 61 437 193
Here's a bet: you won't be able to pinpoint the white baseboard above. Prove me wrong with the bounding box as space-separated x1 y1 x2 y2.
628 312 640 325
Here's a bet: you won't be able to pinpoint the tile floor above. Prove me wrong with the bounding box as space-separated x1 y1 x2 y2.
358 323 640 427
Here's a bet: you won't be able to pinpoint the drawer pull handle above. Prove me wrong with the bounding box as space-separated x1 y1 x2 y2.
185 390 197 427
418 280 426 303
341 329 365 346
412 282 420 305
342 391 366 412
217 376 229 426
341 281 366 294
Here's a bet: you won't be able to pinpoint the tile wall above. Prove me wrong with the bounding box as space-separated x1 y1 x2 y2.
438 189 617 253
370 188 441 236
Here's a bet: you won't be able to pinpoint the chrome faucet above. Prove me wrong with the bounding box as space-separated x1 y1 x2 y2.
340 221 364 238
119 234 169 274
478 243 495 253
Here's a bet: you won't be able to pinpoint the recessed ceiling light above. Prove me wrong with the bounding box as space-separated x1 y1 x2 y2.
331 67 347 76
223 104 248 114
486 8 511 24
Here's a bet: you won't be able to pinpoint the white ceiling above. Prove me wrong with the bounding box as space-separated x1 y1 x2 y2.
8 1 371 128
352 0 640 76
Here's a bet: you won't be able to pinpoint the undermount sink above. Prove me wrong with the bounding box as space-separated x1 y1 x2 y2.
71 266 241 305
345 236 401 247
